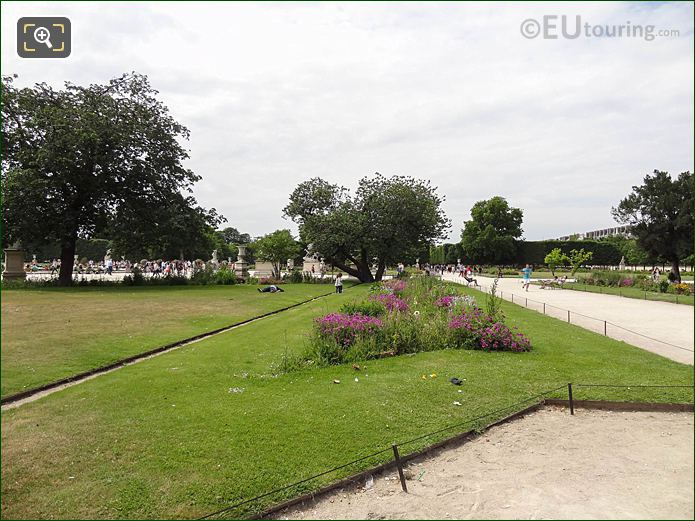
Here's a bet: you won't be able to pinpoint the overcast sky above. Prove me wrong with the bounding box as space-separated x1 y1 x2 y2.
2 1 693 241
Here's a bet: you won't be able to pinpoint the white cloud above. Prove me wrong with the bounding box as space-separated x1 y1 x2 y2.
2 1 693 240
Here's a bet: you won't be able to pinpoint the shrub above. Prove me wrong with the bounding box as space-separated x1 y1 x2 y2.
368 293 409 312
123 266 144 286
190 265 215 285
671 283 693 295
448 309 495 349
314 313 383 348
434 295 456 308
479 323 532 352
618 278 634 287
259 277 283 285
340 300 386 317
382 279 407 295
448 309 531 352
485 278 504 321
215 266 237 285
658 280 670 293
287 270 304 283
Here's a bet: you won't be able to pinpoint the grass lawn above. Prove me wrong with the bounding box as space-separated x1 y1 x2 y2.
2 283 692 519
0 284 336 397
564 282 694 306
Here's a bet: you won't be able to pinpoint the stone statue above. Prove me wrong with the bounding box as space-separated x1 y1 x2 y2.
287 258 294 271
619 256 626 271
104 249 112 262
319 258 326 274
211 249 218 263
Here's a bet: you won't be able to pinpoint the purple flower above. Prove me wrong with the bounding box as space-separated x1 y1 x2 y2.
369 293 409 312
314 313 383 346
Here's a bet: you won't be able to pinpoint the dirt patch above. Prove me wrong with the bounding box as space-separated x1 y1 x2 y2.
279 407 694 520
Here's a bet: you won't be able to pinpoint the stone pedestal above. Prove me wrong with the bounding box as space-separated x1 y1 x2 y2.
303 260 322 274
254 261 274 277
234 245 249 277
3 247 27 281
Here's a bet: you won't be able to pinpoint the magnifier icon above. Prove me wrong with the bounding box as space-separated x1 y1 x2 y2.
33 26 53 49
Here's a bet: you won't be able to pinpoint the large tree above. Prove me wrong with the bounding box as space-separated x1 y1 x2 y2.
253 229 300 278
108 192 224 261
2 73 220 284
460 196 523 264
612 170 693 283
284 174 449 282
217 227 251 246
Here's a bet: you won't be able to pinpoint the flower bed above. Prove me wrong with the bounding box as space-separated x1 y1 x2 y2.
301 276 533 366
315 313 383 347
369 293 409 312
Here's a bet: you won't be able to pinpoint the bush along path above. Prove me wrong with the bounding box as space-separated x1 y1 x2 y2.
1 285 347 409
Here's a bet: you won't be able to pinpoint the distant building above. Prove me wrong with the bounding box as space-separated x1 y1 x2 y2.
556 225 632 241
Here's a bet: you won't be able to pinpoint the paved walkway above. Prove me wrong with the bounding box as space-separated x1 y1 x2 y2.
442 273 693 365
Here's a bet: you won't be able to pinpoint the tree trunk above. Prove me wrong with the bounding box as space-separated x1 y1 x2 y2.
357 264 375 282
329 259 360 279
58 236 77 286
327 252 376 283
374 259 386 281
671 259 681 283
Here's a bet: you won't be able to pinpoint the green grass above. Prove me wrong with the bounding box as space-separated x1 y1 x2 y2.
0 284 336 397
564 282 694 306
2 284 692 519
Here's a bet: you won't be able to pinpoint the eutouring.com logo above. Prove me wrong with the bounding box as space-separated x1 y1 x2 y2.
520 15 680 41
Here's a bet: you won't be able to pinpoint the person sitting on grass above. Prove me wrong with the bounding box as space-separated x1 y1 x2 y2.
258 284 284 293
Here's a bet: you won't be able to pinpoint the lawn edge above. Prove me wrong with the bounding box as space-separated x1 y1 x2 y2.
1 286 346 406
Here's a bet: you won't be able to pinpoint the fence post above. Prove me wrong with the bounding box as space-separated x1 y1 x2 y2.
543 302 546 314
568 383 574 415
392 444 408 493
525 297 528 307
511 294 514 304
567 310 570 323
604 320 607 336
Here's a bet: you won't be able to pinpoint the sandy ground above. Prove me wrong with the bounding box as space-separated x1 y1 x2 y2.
279 407 694 520
442 274 694 365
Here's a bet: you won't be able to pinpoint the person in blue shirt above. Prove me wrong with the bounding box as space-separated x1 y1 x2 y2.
521 264 533 292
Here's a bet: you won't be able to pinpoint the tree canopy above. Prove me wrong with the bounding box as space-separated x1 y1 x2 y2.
284 174 449 282
460 196 523 264
217 227 251 246
253 229 299 278
612 170 693 282
2 73 222 284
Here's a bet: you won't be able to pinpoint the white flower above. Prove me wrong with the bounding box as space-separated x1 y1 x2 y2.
413 310 421 316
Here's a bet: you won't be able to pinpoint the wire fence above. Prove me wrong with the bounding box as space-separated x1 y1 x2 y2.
565 282 693 306
441 275 693 356
196 383 693 520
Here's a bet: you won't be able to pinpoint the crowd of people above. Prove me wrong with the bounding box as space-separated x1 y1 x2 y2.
29 258 213 278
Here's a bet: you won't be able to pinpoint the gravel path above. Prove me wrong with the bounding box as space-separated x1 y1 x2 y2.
281 407 694 520
442 274 693 365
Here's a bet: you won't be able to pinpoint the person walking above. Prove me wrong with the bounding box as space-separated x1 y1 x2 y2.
335 273 343 294
521 264 533 292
